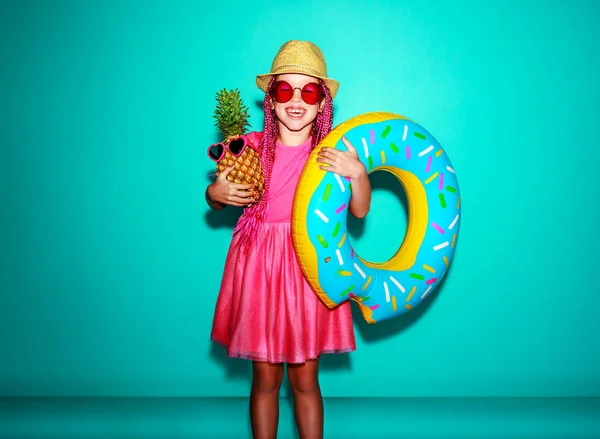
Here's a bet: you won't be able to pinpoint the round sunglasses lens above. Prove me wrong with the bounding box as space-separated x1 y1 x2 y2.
228 138 245 155
209 144 223 160
272 81 293 103
301 83 322 105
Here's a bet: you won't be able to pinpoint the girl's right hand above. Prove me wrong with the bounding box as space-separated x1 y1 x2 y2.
206 166 256 208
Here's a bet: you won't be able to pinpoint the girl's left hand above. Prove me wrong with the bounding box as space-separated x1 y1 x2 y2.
317 136 367 180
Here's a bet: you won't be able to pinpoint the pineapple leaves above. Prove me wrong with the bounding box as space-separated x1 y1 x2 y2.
213 88 251 140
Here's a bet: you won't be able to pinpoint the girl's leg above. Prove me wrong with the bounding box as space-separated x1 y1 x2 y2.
250 361 284 439
287 359 323 439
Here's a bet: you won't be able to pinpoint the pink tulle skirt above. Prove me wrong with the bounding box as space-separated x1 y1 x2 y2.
211 222 356 364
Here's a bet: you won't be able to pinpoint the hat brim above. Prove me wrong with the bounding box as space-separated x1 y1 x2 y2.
256 73 339 99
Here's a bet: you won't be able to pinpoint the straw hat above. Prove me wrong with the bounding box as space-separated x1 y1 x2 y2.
256 40 339 99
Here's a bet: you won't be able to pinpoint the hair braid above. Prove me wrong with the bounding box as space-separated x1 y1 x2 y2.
312 82 333 147
234 79 334 248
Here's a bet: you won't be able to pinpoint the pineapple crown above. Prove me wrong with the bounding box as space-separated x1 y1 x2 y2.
213 88 251 141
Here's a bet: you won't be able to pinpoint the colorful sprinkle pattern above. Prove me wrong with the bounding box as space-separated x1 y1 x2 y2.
292 113 461 323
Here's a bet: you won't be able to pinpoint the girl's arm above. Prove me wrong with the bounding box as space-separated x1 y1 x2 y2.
348 170 371 219
317 136 372 219
205 185 225 210
206 166 255 210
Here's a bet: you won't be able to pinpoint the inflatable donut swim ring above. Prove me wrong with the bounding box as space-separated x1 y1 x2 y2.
291 112 461 324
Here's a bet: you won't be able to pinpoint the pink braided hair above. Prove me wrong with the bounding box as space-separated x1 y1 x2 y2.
233 78 334 248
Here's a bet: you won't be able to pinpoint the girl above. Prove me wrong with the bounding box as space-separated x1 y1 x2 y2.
206 40 371 439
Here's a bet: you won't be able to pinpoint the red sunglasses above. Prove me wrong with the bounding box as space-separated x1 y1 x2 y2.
270 81 324 105
207 137 254 162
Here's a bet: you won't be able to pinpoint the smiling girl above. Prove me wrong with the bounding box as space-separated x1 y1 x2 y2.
206 40 371 439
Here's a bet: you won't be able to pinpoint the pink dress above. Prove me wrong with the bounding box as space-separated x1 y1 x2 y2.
210 132 356 364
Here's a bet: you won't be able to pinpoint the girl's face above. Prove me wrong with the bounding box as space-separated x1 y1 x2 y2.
270 73 324 137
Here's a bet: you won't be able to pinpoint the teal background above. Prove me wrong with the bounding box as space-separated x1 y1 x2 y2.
1 0 600 435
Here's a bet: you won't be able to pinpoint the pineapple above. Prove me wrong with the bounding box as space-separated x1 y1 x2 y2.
212 88 264 197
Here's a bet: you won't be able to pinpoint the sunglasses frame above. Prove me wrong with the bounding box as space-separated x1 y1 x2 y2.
207 136 256 163
269 80 324 105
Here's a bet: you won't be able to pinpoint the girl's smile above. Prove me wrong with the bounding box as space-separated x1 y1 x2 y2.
285 106 307 119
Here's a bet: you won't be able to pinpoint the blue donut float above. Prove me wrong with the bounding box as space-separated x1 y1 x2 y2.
292 112 461 323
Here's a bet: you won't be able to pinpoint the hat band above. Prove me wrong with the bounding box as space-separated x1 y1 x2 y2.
271 64 326 78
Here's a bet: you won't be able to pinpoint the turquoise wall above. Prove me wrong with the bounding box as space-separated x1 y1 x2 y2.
1 0 599 399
